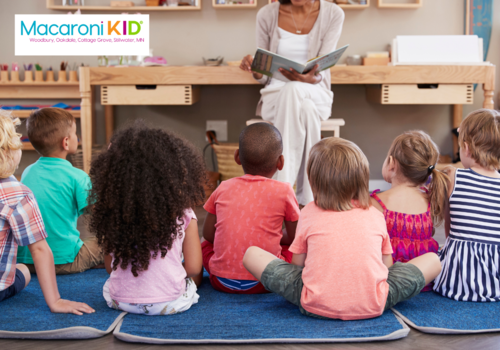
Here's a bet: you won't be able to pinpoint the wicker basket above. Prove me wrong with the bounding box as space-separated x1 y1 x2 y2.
207 132 244 181
68 146 104 170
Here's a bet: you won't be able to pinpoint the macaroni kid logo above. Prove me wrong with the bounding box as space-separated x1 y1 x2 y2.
15 15 149 56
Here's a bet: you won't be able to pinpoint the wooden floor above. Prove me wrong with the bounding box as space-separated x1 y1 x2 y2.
1 329 500 350
2 209 499 350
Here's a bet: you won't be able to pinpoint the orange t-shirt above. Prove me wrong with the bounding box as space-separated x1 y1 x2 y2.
289 202 393 320
204 174 300 280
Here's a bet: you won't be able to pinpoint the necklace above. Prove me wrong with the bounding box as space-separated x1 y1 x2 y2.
290 0 315 34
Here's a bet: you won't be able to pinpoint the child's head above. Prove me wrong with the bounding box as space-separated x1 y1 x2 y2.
458 109 500 170
27 107 78 157
307 137 370 211
89 121 206 277
236 122 283 177
0 110 22 178
384 130 449 225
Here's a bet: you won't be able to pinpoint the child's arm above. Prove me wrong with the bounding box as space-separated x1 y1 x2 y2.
104 254 113 274
202 213 217 243
443 166 457 238
29 240 95 315
183 219 203 286
382 254 393 268
291 253 306 267
281 220 298 245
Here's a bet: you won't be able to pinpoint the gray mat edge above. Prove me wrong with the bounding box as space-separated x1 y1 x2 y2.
391 308 500 335
112 313 410 344
0 312 127 340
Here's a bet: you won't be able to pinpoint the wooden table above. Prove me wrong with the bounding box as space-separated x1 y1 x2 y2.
79 65 496 172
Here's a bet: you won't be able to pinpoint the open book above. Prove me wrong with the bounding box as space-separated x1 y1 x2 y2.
251 44 349 82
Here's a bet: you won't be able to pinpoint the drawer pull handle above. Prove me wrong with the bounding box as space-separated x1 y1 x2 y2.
417 84 439 89
135 85 157 90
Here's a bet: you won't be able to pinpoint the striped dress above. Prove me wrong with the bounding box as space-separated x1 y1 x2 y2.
433 169 500 302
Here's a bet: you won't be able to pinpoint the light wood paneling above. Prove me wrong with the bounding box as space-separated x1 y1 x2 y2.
0 85 80 99
10 110 81 118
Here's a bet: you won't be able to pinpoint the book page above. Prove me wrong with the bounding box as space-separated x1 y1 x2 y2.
304 45 349 72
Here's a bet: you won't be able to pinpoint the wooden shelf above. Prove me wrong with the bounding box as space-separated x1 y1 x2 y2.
0 82 79 86
377 0 421 8
46 0 201 11
213 2 257 9
22 142 35 151
9 110 81 119
267 0 369 9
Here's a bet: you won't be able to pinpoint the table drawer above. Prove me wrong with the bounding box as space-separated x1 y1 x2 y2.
101 85 200 105
366 84 473 105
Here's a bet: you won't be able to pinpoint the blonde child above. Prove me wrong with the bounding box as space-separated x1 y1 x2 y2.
243 137 442 320
89 123 205 315
434 109 500 302
370 131 449 291
0 111 94 315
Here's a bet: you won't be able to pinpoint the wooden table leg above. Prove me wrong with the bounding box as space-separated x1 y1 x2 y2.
79 67 93 173
452 104 463 162
104 105 114 144
483 86 494 109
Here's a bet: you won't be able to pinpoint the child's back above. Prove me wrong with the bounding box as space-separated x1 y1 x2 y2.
205 175 298 281
19 158 90 264
434 109 500 302
202 123 300 293
370 131 448 291
295 202 391 319
16 108 99 273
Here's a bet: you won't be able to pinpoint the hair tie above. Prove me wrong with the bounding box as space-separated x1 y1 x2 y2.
428 165 435 173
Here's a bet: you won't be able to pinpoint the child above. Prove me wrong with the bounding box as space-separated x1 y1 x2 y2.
0 111 94 314
17 108 103 274
370 131 449 291
434 109 500 302
202 123 300 294
243 137 442 320
89 123 204 315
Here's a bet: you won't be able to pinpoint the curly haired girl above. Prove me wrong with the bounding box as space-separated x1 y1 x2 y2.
89 122 205 316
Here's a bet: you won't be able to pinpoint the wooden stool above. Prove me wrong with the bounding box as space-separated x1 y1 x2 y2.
246 118 345 137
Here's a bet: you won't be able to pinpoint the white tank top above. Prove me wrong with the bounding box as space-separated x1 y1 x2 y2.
268 27 310 88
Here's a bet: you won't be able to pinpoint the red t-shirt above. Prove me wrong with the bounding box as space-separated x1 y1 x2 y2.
290 202 393 320
204 174 300 280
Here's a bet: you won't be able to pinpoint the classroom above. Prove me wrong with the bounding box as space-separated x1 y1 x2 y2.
0 0 499 349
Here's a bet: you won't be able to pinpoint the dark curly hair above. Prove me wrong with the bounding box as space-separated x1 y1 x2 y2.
89 121 206 277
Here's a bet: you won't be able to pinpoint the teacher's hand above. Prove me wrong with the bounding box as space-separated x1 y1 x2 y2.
279 64 322 84
240 55 263 80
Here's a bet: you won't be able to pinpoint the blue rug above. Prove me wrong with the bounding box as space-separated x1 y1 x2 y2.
114 276 409 344
392 291 500 334
0 269 125 339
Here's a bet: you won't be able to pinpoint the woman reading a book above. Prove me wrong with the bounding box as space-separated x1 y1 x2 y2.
240 0 344 206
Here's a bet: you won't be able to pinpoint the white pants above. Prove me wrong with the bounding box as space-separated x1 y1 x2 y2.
261 81 333 205
103 278 199 316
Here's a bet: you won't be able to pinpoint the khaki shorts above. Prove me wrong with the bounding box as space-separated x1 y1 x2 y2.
261 259 426 319
26 237 104 275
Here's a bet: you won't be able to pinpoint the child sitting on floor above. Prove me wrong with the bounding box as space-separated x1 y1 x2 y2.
202 123 300 294
243 137 442 320
17 108 103 274
0 111 94 314
90 123 204 316
434 109 500 302
371 131 449 291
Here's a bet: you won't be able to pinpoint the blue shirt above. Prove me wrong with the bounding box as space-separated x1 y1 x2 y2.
17 157 91 264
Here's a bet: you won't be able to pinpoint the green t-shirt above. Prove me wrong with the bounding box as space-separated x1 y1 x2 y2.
17 157 91 265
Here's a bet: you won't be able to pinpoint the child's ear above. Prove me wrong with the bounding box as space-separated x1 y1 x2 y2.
388 155 396 171
277 155 284 171
463 142 471 157
234 149 242 166
62 136 70 151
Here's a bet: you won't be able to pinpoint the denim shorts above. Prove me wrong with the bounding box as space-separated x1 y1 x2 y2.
261 259 426 318
0 268 26 302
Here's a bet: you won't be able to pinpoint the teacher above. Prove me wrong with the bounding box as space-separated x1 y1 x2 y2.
240 0 345 206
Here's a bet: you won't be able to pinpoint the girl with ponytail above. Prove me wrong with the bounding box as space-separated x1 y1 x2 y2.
370 131 448 291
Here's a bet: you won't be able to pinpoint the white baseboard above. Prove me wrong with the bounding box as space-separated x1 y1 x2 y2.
369 180 390 192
